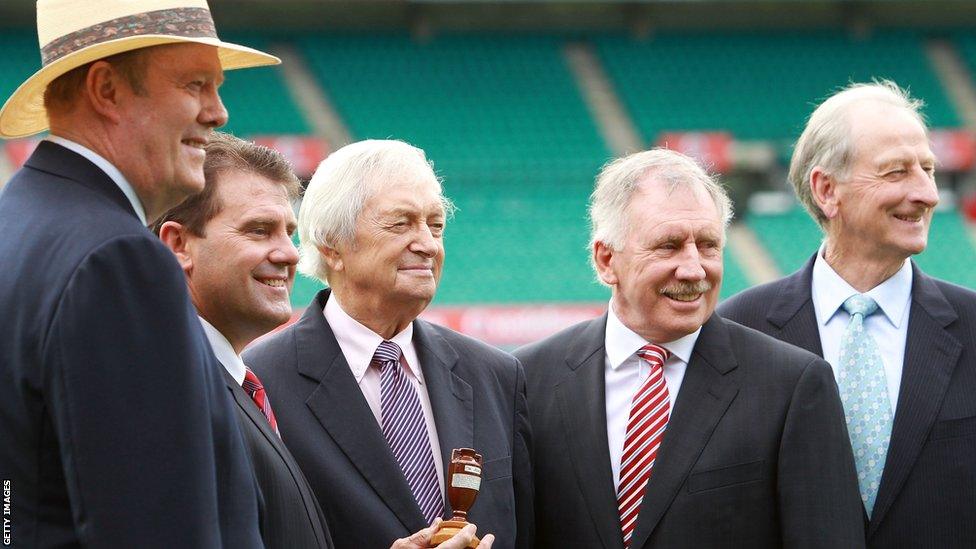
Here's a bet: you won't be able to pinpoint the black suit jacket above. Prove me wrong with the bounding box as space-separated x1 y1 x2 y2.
719 255 976 547
514 313 865 549
221 366 334 548
0 141 261 547
242 289 534 549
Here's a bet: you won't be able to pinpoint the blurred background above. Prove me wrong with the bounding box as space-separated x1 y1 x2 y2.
3 0 976 347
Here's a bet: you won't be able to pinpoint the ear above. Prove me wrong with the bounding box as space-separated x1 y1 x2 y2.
810 167 840 220
158 221 194 275
593 240 619 286
84 61 126 123
318 243 343 273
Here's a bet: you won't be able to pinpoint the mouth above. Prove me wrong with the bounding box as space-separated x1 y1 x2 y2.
893 213 923 223
181 137 208 153
663 292 703 303
255 276 288 290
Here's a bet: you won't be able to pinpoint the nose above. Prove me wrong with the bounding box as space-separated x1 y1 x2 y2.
674 244 706 281
909 166 939 209
409 225 440 258
269 235 300 267
200 86 228 129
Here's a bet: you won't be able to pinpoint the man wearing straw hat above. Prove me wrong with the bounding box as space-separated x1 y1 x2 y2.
0 1 280 546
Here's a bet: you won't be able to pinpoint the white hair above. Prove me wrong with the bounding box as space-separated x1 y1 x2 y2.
297 139 449 283
789 80 927 228
589 148 733 255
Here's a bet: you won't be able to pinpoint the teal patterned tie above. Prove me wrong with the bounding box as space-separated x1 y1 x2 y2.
837 294 893 517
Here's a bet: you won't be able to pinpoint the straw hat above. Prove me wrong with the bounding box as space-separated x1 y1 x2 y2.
0 0 281 138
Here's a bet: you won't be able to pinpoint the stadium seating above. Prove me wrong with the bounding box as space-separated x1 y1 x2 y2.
296 33 612 304
0 31 41 114
218 34 310 136
747 206 976 288
596 30 959 148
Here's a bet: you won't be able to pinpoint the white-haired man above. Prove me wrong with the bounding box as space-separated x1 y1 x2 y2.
516 148 864 548
243 139 531 549
720 81 976 546
0 0 279 546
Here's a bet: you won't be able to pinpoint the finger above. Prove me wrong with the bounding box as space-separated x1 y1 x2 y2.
435 523 478 549
391 518 441 549
479 534 495 549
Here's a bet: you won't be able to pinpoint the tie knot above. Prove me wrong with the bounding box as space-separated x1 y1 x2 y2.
242 367 263 392
843 294 879 318
372 340 403 367
636 344 670 368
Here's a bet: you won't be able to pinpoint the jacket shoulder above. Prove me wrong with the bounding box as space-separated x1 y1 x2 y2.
420 320 518 369
513 318 598 366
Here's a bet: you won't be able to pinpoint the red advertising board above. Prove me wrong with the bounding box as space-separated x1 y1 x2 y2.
656 131 734 173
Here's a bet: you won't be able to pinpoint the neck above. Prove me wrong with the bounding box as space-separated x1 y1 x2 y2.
331 289 419 340
822 238 906 293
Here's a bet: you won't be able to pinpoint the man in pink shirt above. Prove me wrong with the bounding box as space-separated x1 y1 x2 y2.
243 139 533 549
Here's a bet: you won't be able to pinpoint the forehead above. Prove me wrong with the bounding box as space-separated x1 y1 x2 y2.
145 43 224 78
627 176 722 230
363 175 444 216
214 170 293 214
848 102 932 163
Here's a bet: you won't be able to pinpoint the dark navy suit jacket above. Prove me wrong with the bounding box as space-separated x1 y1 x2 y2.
243 289 534 549
0 142 261 547
719 256 976 548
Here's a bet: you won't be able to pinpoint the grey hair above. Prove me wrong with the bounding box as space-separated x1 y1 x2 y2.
789 80 927 228
297 139 451 283
589 148 733 255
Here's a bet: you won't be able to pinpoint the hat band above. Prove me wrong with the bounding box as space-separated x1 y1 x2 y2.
41 7 218 66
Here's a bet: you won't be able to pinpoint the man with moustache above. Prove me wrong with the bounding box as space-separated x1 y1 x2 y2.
515 149 864 548
0 0 279 545
720 81 976 547
154 133 490 549
243 139 531 549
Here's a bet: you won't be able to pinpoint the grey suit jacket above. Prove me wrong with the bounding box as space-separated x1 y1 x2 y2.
515 313 865 549
221 367 334 549
719 256 976 548
242 289 534 549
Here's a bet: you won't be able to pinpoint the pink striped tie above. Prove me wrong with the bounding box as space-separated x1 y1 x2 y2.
374 340 444 525
617 344 671 547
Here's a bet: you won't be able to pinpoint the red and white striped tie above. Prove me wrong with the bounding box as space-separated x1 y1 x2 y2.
617 344 671 547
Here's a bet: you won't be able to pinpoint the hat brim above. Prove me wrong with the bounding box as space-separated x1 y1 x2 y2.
0 35 280 138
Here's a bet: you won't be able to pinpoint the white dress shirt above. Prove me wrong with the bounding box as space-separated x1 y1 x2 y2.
47 136 148 226
323 293 445 493
604 301 701 492
199 316 246 385
811 249 912 413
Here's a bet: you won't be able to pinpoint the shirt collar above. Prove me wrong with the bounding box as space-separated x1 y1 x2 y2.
47 135 148 226
324 293 419 383
812 246 913 328
605 300 701 370
198 316 247 386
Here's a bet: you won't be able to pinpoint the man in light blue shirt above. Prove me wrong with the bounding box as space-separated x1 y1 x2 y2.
720 80 976 547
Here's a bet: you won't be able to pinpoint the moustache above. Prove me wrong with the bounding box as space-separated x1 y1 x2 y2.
659 280 712 297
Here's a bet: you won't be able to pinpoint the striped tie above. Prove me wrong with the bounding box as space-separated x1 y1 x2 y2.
242 367 279 437
374 340 444 525
617 344 671 548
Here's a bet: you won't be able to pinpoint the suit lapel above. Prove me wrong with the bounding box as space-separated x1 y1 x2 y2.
555 315 626 549
297 291 427 533
413 320 472 516
868 265 961 537
220 364 332 547
629 315 739 549
766 255 824 356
